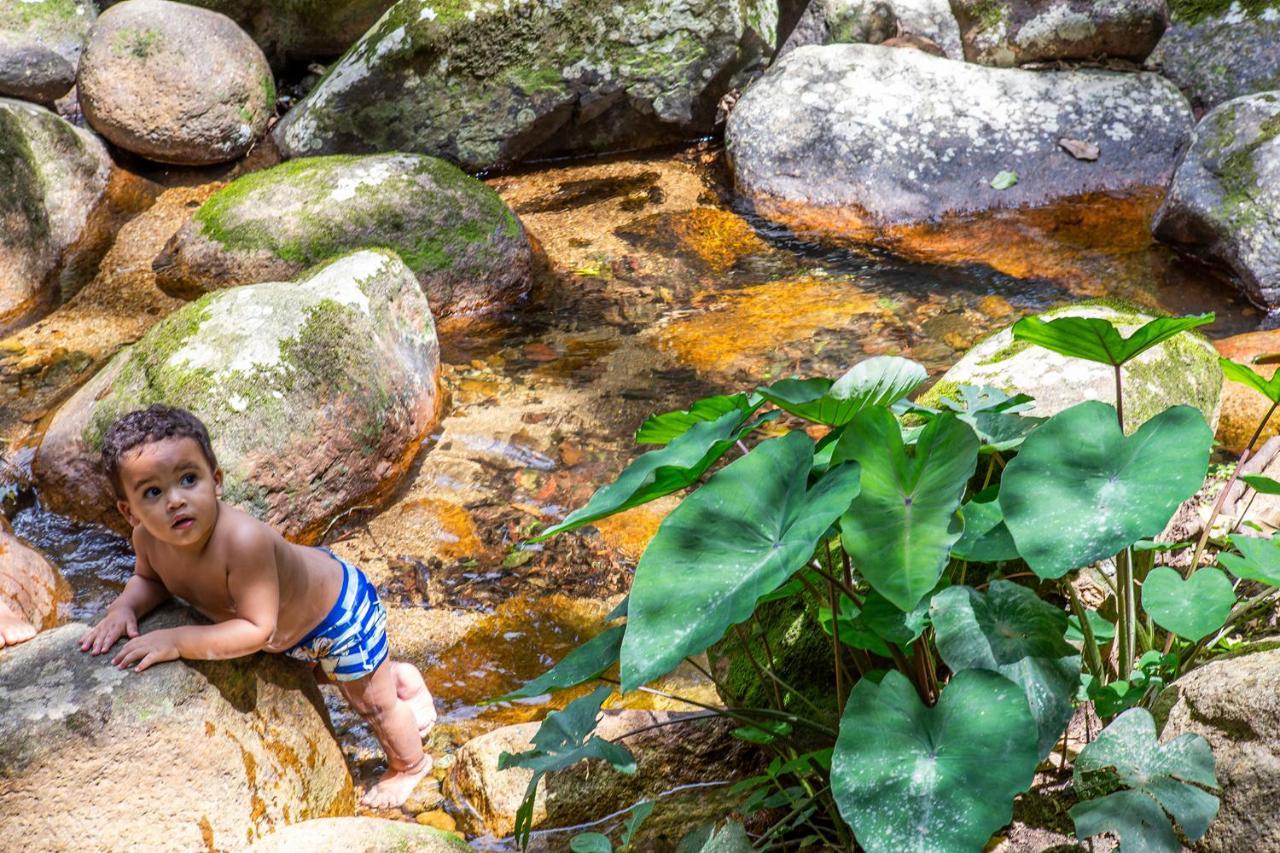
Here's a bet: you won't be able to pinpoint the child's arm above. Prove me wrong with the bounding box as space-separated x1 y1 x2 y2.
111 529 280 672
80 531 171 655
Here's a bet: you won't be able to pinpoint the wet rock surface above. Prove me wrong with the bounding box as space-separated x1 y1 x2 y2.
1154 92 1280 312
952 0 1166 66
1150 1 1280 111
0 607 355 851
155 153 534 318
248 816 466 851
34 250 442 541
0 0 94 103
0 515 69 635
78 0 274 165
1214 328 1280 453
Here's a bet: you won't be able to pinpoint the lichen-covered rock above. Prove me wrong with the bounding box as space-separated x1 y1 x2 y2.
0 98 112 333
0 608 355 852
34 250 442 541
951 0 1167 66
248 817 467 852
1214 328 1280 454
926 303 1222 430
0 0 95 102
78 0 274 165
726 45 1192 248
273 0 778 171
1156 649 1280 852
154 153 533 318
779 0 967 59
1153 93 1280 312
1149 0 1280 111
0 516 70 637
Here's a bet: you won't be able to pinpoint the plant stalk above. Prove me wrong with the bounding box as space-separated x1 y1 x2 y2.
1116 547 1136 681
1114 364 1125 432
734 624 785 711
1247 399 1280 453
1066 581 1105 679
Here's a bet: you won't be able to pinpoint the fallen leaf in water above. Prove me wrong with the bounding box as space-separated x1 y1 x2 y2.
1058 138 1100 161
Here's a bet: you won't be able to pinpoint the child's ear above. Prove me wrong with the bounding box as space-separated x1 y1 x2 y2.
116 499 139 527
213 467 224 498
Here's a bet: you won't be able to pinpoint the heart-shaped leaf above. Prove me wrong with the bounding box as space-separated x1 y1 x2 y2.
836 408 979 611
999 402 1212 579
619 431 862 691
931 581 1081 758
1070 708 1219 850
832 669 1039 853
635 393 759 445
1219 533 1280 586
1220 356 1280 403
1012 313 1214 367
1141 567 1235 642
952 486 1020 562
493 624 624 702
757 356 928 426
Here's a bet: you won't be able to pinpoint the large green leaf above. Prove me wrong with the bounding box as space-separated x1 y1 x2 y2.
1141 567 1235 642
1219 534 1280 586
931 385 1044 453
1220 357 1280 403
757 356 928 426
931 581 1081 758
532 407 766 541
492 625 624 702
635 393 759 445
1011 313 1214 367
619 431 863 692
836 409 979 611
1070 708 1219 850
832 669 1039 853
951 486 1020 563
999 402 1212 579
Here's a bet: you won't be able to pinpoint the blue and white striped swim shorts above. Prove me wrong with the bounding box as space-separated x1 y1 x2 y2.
285 550 388 682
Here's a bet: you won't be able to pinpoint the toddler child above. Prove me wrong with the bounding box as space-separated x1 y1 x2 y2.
79 404 436 808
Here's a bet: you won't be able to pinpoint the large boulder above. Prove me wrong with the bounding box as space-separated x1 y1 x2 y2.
0 516 70 638
0 608 355 851
726 44 1193 256
1149 0 1280 111
927 302 1223 430
0 0 95 102
1153 93 1280 311
34 250 442 542
1214 328 1280 454
1156 649 1280 852
248 817 466 852
779 0 960 58
951 0 1167 66
0 98 112 333
273 0 778 171
78 0 274 165
154 153 533 318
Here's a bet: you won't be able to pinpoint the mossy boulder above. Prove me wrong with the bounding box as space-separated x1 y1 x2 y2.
923 303 1223 431
0 606 355 850
1153 93 1280 312
273 0 778 171
154 153 533 318
248 817 468 851
34 250 442 542
1149 0 1280 111
951 0 1167 66
78 0 274 165
0 0 95 102
0 98 112 333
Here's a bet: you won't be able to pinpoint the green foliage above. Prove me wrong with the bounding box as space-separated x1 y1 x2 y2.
635 393 757 444
1219 533 1280 584
1220 356 1280 402
757 356 927 426
1012 314 1214 367
1141 567 1235 642
952 486 1020 562
492 624 624 702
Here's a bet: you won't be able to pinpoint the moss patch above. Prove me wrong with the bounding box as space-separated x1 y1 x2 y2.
1169 0 1280 24
111 27 162 60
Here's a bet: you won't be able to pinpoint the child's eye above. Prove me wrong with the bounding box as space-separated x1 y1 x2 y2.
181 473 197 486
144 487 161 498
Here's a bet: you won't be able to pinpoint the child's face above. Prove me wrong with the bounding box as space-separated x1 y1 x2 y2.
115 436 224 546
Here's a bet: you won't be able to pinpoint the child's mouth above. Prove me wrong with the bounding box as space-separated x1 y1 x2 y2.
171 516 195 530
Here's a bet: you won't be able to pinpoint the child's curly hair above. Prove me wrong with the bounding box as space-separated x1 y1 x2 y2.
100 404 218 497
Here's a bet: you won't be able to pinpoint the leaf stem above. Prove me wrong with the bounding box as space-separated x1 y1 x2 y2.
1065 580 1104 679
1114 364 1125 432
1247 399 1280 454
735 624 785 711
602 678 838 738
1116 547 1136 681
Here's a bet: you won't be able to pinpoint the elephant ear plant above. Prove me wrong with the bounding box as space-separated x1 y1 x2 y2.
490 310 1280 850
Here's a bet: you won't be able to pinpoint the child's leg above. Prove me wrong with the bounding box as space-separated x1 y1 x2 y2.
392 660 437 737
0 602 36 648
338 658 433 808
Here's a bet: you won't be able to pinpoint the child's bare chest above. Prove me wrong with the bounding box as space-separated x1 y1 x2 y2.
151 554 237 619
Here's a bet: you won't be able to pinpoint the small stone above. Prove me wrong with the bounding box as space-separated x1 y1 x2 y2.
415 811 457 832
403 777 443 814
977 295 1013 319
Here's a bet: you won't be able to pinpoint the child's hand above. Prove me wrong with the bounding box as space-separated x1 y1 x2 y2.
112 628 180 672
80 607 140 655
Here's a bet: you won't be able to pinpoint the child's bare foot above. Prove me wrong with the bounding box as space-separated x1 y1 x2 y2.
393 661 437 737
361 753 433 809
0 604 36 649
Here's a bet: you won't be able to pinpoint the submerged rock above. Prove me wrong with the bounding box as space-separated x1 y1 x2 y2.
155 153 533 318
78 0 274 165
927 303 1223 430
0 98 112 333
34 250 442 542
0 608 355 851
0 0 95 102
273 0 778 171
1149 0 1280 111
1214 328 1280 454
726 44 1192 252
951 0 1166 66
1153 93 1280 312
248 817 466 851
0 516 70 640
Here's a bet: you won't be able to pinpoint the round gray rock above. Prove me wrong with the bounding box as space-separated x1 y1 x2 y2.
153 153 533 318
1149 1 1280 111
1154 93 1280 311
0 0 94 102
249 817 467 852
952 0 1167 66
0 608 355 851
78 0 274 165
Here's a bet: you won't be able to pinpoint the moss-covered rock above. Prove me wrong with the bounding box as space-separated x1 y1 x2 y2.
923 302 1223 431
0 607 355 849
1149 0 1280 110
1153 93 1280 311
34 250 442 542
170 0 398 66
0 98 111 333
154 153 533 317
273 0 778 171
0 0 95 102
951 0 1166 67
